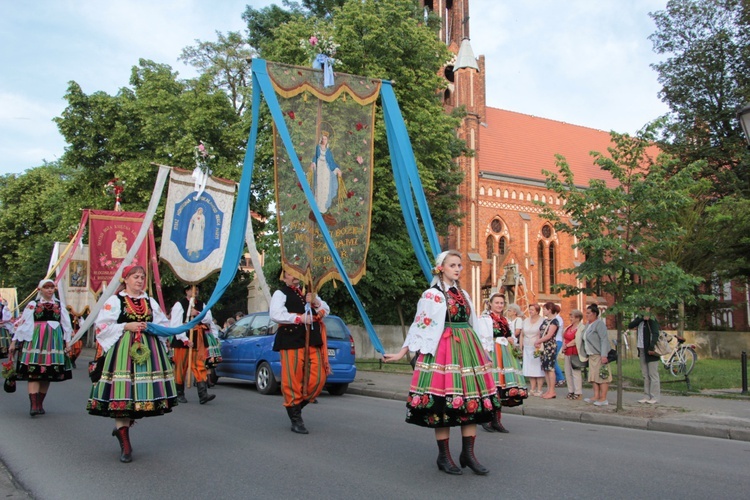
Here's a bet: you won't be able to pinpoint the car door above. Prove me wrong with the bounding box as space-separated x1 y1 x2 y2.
219 316 254 374
234 313 274 379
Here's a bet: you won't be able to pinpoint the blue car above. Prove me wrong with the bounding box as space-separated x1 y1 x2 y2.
213 312 357 396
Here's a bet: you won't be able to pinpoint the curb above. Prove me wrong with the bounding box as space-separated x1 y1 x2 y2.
349 385 750 443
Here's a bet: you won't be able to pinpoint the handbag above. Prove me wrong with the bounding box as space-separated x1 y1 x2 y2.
653 331 673 356
570 354 588 370
88 356 106 383
607 348 618 363
3 377 16 393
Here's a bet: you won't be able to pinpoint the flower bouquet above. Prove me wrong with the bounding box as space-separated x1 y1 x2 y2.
2 360 17 393
599 363 610 379
533 347 542 359
512 344 523 361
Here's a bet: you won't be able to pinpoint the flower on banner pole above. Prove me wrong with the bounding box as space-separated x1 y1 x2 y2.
300 26 338 87
192 141 215 200
103 178 126 211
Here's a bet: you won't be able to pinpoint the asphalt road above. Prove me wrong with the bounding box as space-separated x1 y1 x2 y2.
1 368 749 500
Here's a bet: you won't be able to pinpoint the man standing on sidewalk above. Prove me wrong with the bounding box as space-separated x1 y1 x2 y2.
628 309 661 404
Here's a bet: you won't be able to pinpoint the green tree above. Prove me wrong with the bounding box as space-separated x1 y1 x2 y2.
0 162 81 296
650 0 750 196
179 31 256 116
541 129 704 410
649 0 750 320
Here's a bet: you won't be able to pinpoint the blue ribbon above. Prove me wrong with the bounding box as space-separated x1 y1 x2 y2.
381 81 441 281
313 54 335 88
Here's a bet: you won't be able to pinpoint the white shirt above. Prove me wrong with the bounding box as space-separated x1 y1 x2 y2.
169 299 215 342
555 314 565 342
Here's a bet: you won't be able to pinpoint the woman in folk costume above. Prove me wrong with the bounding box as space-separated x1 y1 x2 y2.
0 297 13 359
383 250 500 476
204 319 222 386
9 279 73 416
87 265 178 463
479 293 528 434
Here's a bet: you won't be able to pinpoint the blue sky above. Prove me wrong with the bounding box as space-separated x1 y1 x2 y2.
0 0 668 176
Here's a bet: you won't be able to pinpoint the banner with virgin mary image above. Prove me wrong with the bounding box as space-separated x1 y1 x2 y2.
88 210 149 294
269 61 380 290
160 167 236 284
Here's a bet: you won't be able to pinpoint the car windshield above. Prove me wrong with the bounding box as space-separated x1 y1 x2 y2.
323 316 348 340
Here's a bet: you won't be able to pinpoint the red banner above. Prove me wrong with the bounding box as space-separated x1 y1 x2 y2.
88 210 149 294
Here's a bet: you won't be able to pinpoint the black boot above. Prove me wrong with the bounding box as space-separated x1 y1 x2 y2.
37 392 47 415
112 426 133 463
286 405 308 434
459 435 489 475
176 384 188 403
436 438 461 475
29 393 40 417
481 422 495 433
197 382 215 404
491 411 508 433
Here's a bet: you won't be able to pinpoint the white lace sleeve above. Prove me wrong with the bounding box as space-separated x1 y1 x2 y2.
12 301 37 342
95 296 125 353
402 289 446 356
473 315 494 352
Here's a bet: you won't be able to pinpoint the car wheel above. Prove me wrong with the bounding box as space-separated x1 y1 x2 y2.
255 362 278 395
326 383 348 396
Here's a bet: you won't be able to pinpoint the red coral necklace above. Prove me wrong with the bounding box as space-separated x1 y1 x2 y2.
124 296 150 321
445 286 466 305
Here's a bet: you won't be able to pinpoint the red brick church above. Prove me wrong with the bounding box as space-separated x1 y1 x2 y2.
422 0 749 330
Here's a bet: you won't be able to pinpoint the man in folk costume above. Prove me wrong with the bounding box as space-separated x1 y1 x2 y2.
270 269 331 434
169 285 216 404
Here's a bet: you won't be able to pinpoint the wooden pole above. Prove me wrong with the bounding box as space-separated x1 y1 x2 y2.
185 288 196 389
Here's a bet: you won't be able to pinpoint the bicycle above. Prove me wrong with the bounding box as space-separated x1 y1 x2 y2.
661 335 698 377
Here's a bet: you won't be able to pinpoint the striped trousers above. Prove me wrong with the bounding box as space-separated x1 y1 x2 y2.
280 346 327 407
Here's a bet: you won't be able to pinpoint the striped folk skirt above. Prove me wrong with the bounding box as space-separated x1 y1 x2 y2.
0 326 11 358
205 333 222 368
87 331 178 419
406 323 501 428
15 322 72 381
489 340 528 407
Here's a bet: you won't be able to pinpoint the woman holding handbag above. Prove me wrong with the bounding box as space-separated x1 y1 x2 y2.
9 279 73 416
562 309 586 400
583 304 611 406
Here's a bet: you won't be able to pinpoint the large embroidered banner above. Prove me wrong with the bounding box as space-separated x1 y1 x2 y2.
270 62 380 290
160 167 236 284
88 210 149 294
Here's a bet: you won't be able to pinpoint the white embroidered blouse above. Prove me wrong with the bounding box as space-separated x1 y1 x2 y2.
401 287 493 356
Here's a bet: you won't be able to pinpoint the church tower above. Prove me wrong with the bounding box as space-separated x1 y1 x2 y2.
422 0 487 307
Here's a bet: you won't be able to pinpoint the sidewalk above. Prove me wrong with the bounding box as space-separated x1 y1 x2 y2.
348 370 750 442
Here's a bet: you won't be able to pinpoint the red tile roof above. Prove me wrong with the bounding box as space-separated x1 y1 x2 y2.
479 107 620 187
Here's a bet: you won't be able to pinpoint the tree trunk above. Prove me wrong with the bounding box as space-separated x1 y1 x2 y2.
615 311 624 411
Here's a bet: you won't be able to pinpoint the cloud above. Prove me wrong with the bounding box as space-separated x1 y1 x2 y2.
471 0 669 133
0 92 65 172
